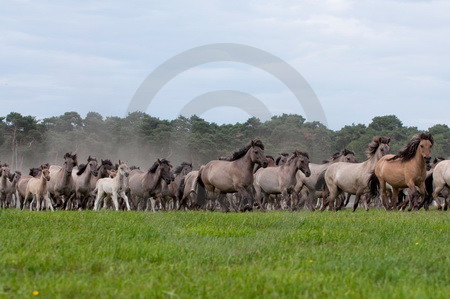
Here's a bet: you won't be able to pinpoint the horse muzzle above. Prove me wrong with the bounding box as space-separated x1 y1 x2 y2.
261 161 268 168
304 170 311 177
424 156 431 164
165 178 172 184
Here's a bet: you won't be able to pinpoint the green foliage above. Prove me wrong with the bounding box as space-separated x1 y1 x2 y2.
0 210 448 297
0 112 448 169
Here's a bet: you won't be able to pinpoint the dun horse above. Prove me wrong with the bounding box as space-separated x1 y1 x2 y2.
197 139 268 212
370 133 433 211
128 159 174 211
0 164 11 208
254 151 310 210
155 162 192 210
296 149 357 210
430 159 450 210
321 136 391 211
25 165 53 211
72 156 99 209
48 153 78 209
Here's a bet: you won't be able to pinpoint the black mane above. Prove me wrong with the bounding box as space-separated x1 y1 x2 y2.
76 163 87 176
228 140 264 161
387 132 434 162
287 151 309 164
332 148 355 161
175 162 192 174
366 136 390 158
275 153 289 166
148 159 172 173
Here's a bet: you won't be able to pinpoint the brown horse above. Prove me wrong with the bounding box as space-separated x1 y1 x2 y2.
198 139 268 212
371 132 433 211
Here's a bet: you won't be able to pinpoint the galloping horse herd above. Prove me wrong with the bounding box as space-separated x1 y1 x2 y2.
0 132 449 212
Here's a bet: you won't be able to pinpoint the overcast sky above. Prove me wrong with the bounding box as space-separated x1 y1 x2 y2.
1 0 449 130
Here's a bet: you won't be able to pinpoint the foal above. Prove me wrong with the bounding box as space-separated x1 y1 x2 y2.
93 162 131 211
25 165 53 211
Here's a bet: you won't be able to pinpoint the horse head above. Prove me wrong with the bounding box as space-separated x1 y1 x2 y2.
418 133 433 164
63 153 78 175
334 149 357 163
118 161 130 178
41 164 51 181
291 151 311 177
87 156 99 177
265 155 275 167
276 153 289 166
0 164 11 178
249 140 268 168
158 159 174 184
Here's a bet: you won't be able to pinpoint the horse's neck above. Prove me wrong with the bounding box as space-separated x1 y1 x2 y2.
413 150 426 171
282 159 299 177
39 175 48 189
81 167 92 185
234 149 255 173
60 166 71 185
115 172 125 188
0 175 7 188
147 168 162 189
363 150 383 170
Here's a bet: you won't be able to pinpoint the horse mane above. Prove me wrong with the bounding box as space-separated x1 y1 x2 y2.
286 151 309 165
29 168 41 176
276 153 289 165
76 163 87 176
387 132 434 162
265 155 274 161
148 159 171 173
130 165 140 171
332 149 355 160
174 162 192 174
433 157 445 164
101 159 113 166
64 152 78 165
229 140 265 161
366 136 391 158
88 156 97 162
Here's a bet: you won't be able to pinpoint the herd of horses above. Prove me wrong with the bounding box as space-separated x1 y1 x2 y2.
0 132 449 212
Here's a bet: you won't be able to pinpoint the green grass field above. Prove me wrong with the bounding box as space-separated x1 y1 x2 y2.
1 210 449 298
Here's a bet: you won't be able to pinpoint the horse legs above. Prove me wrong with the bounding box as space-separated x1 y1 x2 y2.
93 192 104 211
119 191 131 211
379 179 391 210
352 192 362 212
111 192 120 211
432 185 444 210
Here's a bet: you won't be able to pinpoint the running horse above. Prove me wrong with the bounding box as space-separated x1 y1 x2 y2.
198 139 268 212
321 136 391 211
370 132 433 211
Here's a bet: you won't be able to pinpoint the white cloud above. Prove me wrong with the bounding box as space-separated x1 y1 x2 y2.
0 0 448 130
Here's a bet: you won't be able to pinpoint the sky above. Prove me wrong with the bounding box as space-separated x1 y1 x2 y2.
1 0 449 130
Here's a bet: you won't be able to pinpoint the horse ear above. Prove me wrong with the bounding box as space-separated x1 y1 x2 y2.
157 159 161 164
387 138 391 144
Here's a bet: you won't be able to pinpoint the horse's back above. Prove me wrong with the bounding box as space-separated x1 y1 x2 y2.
254 167 281 193
433 160 450 185
201 160 235 189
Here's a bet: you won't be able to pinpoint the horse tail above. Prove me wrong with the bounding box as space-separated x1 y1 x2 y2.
368 172 380 197
425 174 434 197
315 170 326 191
196 167 207 207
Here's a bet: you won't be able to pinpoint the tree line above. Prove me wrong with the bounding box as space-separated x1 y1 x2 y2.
1 112 449 171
